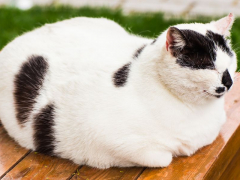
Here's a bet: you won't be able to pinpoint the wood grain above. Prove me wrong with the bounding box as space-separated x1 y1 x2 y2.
71 166 144 180
0 126 30 178
2 152 79 180
137 74 240 180
219 149 240 180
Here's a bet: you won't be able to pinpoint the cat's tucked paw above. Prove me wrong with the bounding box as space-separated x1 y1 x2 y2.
136 151 172 167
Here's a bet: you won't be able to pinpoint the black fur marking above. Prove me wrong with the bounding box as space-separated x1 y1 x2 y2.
151 38 157 45
133 44 146 59
14 55 48 124
206 31 233 57
113 63 131 87
172 29 216 70
34 103 55 156
222 70 233 90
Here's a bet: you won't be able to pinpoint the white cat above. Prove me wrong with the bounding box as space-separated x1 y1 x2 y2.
0 13 236 169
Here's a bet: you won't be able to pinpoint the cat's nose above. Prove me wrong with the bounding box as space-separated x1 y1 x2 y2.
222 70 233 90
215 87 225 94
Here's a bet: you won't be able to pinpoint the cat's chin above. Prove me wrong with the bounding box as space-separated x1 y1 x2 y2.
203 90 224 99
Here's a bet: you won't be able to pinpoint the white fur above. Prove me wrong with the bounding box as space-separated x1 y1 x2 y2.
0 17 236 169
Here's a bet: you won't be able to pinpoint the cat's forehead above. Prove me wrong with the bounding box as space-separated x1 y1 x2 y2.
173 23 234 72
174 23 213 36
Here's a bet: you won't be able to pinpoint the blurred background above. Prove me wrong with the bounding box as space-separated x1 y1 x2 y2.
0 0 240 69
1 0 240 16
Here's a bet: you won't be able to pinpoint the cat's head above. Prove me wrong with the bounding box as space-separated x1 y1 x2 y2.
158 13 237 104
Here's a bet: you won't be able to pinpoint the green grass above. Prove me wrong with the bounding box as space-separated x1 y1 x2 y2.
0 6 240 70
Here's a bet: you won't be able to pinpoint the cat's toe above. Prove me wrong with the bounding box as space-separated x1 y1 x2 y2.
136 151 172 168
156 151 172 167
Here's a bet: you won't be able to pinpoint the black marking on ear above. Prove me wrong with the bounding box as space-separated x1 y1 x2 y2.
173 29 216 70
222 69 233 90
34 103 55 156
14 55 48 124
206 31 233 57
113 63 131 87
133 44 146 59
151 38 157 45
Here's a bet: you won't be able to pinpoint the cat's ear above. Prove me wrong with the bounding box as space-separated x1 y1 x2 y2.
211 13 234 37
166 27 186 53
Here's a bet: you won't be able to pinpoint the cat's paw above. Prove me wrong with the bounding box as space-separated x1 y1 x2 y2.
136 151 172 168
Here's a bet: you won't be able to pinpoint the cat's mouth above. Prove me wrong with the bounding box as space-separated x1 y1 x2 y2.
203 90 223 98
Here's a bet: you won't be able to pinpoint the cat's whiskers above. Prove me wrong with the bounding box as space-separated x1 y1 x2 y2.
233 47 240 53
192 89 212 103
197 92 211 104
234 74 239 78
234 76 240 81
233 46 240 50
232 42 240 49
202 91 213 100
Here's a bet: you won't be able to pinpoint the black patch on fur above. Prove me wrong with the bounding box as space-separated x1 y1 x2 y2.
113 63 131 87
14 55 48 124
172 29 216 70
222 70 233 90
206 31 233 57
133 44 146 59
34 103 55 156
151 38 157 45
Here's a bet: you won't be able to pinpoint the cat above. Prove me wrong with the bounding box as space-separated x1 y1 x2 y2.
0 13 237 169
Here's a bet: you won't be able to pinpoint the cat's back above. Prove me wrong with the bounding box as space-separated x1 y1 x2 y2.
0 17 131 62
0 17 148 79
0 17 149 102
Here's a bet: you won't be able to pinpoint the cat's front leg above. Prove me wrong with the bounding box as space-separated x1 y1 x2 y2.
129 150 172 167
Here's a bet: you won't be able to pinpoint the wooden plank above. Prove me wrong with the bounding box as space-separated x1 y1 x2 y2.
219 149 240 180
2 151 79 180
0 126 30 178
137 73 240 180
120 168 145 180
204 126 240 179
71 166 144 180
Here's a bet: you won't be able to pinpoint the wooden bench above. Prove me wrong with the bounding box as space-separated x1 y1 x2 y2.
0 74 240 180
